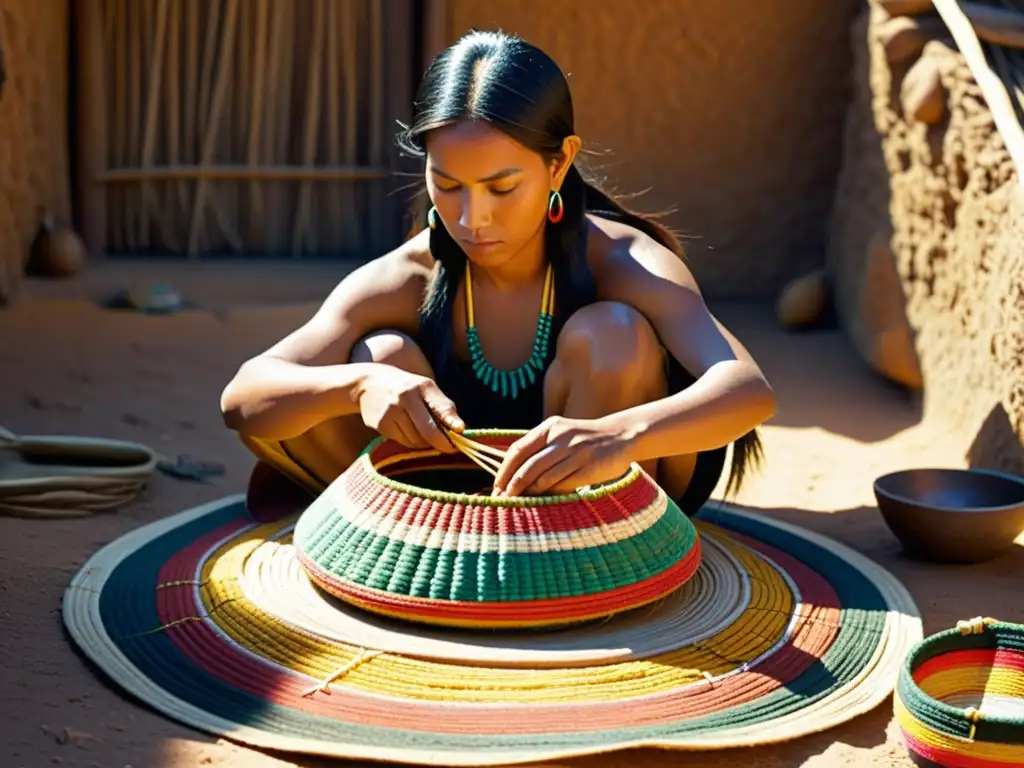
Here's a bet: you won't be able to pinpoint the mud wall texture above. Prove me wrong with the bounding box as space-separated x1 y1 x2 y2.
0 0 71 303
448 0 860 298
827 3 1024 473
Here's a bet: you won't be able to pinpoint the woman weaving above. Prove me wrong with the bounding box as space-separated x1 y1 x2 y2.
221 30 776 510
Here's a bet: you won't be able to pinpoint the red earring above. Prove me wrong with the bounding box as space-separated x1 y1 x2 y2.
547 190 564 224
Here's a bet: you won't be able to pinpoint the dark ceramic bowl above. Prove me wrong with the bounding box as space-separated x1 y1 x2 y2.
873 467 1024 564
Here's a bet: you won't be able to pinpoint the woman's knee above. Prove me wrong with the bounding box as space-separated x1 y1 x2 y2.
348 330 435 378
554 301 664 378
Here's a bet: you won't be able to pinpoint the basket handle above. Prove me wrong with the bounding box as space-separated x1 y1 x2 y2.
956 616 997 635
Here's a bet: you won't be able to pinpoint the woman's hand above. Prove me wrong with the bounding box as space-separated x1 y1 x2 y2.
492 415 635 497
357 366 464 453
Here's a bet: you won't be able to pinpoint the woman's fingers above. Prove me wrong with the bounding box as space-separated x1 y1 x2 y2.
421 381 465 433
502 444 567 497
386 412 428 450
405 394 457 453
526 451 586 495
493 426 550 494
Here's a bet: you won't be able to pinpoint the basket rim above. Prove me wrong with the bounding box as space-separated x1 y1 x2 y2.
356 429 644 507
898 619 1024 730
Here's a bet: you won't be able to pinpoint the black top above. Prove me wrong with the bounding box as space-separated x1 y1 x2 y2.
416 213 608 430
413 210 728 513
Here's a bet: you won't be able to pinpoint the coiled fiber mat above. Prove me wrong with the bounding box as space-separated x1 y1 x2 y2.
63 495 922 766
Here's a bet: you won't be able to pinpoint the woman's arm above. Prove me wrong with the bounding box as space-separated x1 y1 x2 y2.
589 219 777 463
219 235 432 440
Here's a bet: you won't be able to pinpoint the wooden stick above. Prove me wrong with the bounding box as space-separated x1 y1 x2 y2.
432 427 515 477
368 0 384 247
139 0 173 246
164 1 186 250
104 0 117 38
422 0 451 68
445 432 508 477
97 164 390 183
111 0 126 250
272 4 296 252
456 449 501 477
450 441 503 476
446 431 508 460
234 0 251 242
197 0 221 142
932 0 1024 186
192 0 222 252
342 0 360 252
291 0 326 257
246 0 269 247
465 452 503 476
274 7 294 164
202 1 245 255
187 0 239 257
139 0 154 245
75 0 108 256
878 0 936 15
183 0 198 164
127 1 142 247
261 0 287 251
325 0 341 251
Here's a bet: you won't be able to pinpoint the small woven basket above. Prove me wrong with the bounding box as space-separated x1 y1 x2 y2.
895 617 1024 767
293 429 702 629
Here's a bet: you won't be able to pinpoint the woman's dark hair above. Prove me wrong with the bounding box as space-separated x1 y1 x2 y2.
395 29 761 496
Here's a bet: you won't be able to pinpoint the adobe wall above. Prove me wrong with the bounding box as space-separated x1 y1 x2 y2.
827 3 1024 473
0 1 71 303
448 0 861 298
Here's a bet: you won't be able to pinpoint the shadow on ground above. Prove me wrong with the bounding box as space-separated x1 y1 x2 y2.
968 402 1024 478
711 304 923 444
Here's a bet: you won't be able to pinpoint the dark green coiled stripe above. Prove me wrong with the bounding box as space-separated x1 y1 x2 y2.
293 495 697 602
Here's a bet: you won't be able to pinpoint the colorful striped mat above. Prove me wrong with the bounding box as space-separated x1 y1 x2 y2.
62 495 922 765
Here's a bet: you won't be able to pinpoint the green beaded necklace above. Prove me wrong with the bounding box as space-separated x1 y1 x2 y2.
464 260 555 399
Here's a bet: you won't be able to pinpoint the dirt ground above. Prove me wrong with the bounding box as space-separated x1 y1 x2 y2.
2 265 1022 768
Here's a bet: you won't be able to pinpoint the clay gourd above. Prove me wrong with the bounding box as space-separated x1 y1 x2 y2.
28 212 86 279
776 268 829 330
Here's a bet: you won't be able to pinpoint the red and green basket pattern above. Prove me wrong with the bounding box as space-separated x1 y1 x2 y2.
895 617 1024 767
293 431 702 629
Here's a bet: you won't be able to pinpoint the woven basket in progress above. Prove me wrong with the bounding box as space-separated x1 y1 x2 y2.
293 430 702 629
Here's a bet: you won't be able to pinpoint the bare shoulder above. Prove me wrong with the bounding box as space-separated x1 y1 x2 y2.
583 213 701 298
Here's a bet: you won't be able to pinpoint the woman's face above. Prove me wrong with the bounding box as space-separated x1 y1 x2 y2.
424 120 573 269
